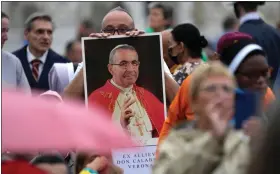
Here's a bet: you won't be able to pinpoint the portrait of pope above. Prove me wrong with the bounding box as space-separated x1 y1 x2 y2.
88 44 165 145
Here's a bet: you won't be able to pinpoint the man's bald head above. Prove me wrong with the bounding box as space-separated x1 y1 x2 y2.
101 7 135 30
161 29 174 68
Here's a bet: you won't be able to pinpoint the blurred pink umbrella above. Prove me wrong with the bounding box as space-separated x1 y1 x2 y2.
2 89 135 154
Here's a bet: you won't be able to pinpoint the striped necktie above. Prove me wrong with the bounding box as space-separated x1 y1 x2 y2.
31 59 41 81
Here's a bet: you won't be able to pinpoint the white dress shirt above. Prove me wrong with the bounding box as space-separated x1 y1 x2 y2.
27 46 49 79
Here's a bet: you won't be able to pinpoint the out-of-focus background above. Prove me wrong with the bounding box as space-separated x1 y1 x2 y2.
2 1 280 55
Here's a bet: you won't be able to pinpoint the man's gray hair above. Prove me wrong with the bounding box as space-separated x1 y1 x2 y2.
24 12 54 31
109 6 132 18
102 6 135 29
109 44 137 64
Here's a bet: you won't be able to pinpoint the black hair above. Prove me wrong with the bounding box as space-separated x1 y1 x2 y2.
223 16 238 31
1 12 8 19
237 1 265 12
148 2 173 28
171 23 208 58
31 154 66 165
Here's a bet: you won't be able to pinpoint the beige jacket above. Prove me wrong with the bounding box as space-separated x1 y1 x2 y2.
153 128 250 174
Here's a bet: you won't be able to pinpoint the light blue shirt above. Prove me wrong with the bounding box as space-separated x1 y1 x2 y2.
2 51 31 94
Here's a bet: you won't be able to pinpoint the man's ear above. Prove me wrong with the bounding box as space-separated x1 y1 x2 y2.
24 29 29 40
108 64 113 76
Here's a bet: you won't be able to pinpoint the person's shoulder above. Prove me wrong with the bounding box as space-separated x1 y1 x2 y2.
89 82 109 97
2 50 19 59
158 128 204 154
2 51 21 64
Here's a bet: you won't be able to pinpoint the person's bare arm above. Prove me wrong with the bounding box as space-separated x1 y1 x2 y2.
164 72 179 103
63 67 84 100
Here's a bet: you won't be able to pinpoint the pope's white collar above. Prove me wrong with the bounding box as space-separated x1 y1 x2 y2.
110 79 133 93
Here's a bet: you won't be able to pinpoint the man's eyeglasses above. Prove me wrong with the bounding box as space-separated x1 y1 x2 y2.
111 60 140 69
102 27 134 35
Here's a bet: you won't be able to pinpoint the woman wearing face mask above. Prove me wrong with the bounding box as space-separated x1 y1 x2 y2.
168 23 208 85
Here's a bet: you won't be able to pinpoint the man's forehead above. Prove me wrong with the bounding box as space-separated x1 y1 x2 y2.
32 19 53 30
115 49 138 60
102 11 134 29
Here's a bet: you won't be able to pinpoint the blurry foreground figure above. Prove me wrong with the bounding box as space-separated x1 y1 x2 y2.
31 154 68 174
2 89 134 154
247 100 280 174
153 62 250 174
2 160 47 174
39 90 63 103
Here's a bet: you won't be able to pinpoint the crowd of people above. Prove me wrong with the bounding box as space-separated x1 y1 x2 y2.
2 1 280 174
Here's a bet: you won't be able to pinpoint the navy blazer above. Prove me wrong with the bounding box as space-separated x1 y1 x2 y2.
13 46 69 91
239 19 280 85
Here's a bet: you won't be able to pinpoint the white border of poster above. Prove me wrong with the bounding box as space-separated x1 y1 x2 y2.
82 33 166 174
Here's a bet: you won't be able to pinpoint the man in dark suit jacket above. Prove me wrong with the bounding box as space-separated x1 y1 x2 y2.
13 12 69 92
233 1 280 86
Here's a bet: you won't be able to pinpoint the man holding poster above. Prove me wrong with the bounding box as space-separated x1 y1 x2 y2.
88 44 164 145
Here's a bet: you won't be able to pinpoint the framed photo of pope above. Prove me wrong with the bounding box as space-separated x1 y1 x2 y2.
82 33 166 146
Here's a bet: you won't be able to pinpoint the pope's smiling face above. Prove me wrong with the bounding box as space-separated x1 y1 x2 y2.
108 48 140 88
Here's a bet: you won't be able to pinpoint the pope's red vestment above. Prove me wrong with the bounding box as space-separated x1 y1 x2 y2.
88 80 164 137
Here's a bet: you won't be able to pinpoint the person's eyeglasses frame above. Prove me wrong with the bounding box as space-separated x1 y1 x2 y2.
110 60 140 69
101 27 135 35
